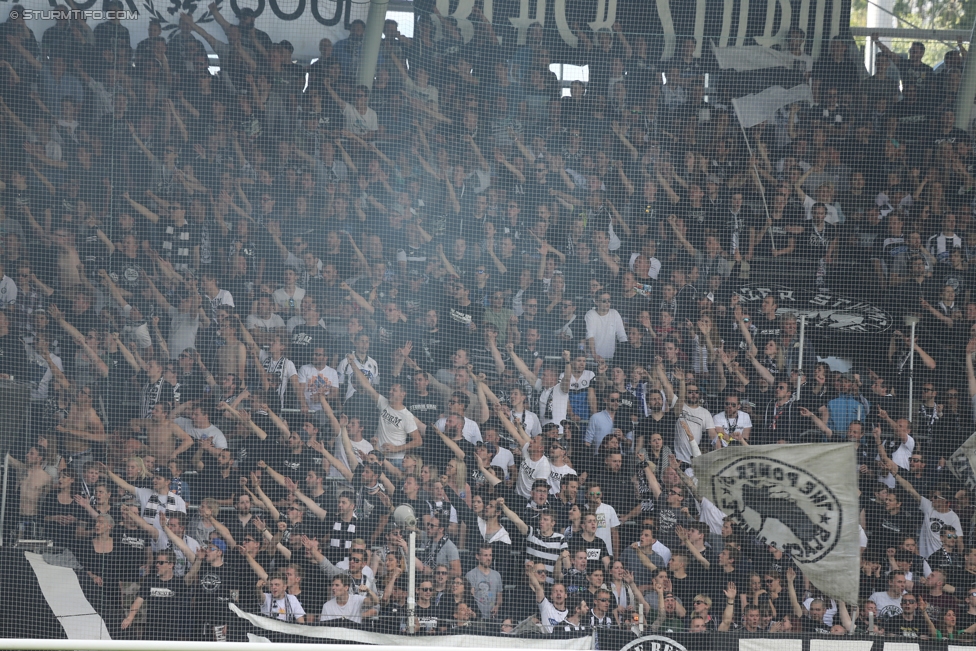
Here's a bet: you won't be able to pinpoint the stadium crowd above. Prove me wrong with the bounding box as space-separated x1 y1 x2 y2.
0 0 976 644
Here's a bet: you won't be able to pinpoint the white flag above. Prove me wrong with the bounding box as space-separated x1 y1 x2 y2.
711 42 800 71
691 443 860 603
948 432 976 492
731 84 812 129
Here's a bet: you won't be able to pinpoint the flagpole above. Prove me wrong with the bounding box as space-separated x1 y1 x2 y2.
735 121 772 222
905 315 919 422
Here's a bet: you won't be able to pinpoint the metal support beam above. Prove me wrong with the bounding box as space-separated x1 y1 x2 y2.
850 27 970 41
357 0 389 89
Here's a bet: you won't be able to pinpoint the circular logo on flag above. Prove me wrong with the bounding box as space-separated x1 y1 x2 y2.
619 635 689 651
734 284 892 334
708 457 842 562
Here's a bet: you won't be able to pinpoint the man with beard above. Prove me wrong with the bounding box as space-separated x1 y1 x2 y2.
674 380 715 466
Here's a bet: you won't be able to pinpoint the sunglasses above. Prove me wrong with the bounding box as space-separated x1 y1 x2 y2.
419 587 433 592
589 492 602 497
155 560 172 565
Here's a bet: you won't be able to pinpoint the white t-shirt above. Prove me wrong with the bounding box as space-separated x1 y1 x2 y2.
246 313 286 332
375 395 418 460
511 409 543 438
869 591 903 619
585 308 628 360
330 436 374 480
297 363 340 410
342 103 379 137
336 355 380 400
591 502 620 554
491 447 516 479
434 416 483 445
535 379 569 426
134 488 187 539
173 417 228 449
262 593 306 621
0 275 18 306
538 597 569 633
259 350 298 409
711 410 753 447
320 593 368 623
917 498 962 558
206 289 235 315
272 287 306 313
674 404 714 464
548 463 577 494
517 442 551 499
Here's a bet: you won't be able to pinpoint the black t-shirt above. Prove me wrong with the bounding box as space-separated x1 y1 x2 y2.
140 574 191 637
882 613 922 638
800 222 836 260
194 561 240 620
568 534 612 572
114 527 154 580
405 390 442 429
798 615 831 635
439 301 483 350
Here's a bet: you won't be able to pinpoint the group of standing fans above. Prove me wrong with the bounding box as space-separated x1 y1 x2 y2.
2 0 976 643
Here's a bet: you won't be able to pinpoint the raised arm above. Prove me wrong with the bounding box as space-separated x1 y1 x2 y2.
98 461 137 494
785 567 804 619
345 353 381 403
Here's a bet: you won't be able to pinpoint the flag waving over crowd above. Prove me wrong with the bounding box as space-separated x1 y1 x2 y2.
692 444 860 603
731 84 813 129
948 432 976 493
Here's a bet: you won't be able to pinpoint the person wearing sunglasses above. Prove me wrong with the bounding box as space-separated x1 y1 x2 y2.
122 552 191 639
890 464 963 559
712 392 752 448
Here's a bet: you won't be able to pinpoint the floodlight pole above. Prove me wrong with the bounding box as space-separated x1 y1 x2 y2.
357 0 389 89
953 18 976 129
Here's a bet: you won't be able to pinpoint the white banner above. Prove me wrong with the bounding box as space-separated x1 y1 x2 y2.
711 42 800 71
691 443 860 604
731 84 813 129
230 604 594 649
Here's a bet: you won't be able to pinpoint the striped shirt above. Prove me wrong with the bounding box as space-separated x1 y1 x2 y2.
525 526 567 584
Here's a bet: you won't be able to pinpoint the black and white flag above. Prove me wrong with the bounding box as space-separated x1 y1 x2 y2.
948 432 976 493
692 443 860 603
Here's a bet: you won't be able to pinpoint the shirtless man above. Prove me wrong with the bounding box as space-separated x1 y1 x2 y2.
214 311 247 381
6 446 54 534
50 227 84 290
130 402 195 464
55 386 107 465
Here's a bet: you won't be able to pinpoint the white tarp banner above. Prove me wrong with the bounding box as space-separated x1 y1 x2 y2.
691 443 860 603
731 84 813 128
